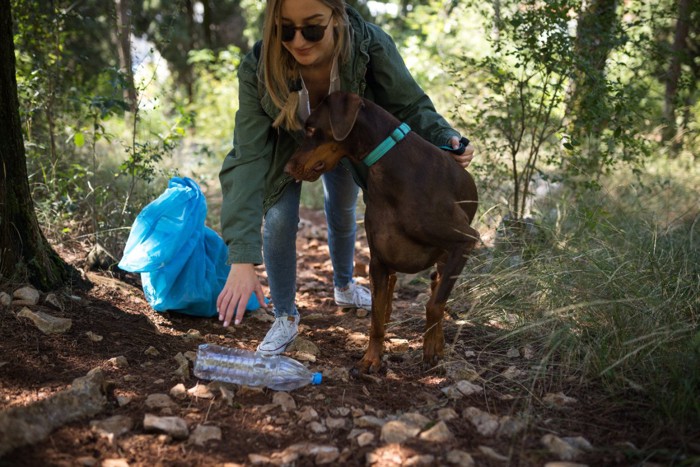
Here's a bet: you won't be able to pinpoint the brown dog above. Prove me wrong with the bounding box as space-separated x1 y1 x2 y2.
285 91 479 374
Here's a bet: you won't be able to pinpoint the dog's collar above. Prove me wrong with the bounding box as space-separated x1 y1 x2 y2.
363 123 411 167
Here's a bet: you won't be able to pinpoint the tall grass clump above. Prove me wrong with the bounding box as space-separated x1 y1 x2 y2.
456 155 700 441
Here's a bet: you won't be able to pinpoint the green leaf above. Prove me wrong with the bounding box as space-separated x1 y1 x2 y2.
73 132 85 147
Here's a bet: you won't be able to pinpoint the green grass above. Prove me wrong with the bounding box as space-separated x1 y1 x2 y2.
451 154 700 446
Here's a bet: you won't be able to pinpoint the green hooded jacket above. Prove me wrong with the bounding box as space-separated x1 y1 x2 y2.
219 7 461 265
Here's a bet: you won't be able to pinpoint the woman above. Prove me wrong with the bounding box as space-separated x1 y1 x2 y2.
217 0 475 355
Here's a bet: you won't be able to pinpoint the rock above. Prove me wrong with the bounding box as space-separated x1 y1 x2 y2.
86 331 103 342
437 408 459 421
287 337 319 355
292 350 317 362
90 415 133 442
501 365 526 379
334 407 351 417
522 344 535 359
325 416 347 429
446 450 475 466
543 463 589 467
298 406 319 422
75 456 98 466
543 392 578 407
354 415 386 428
380 420 421 444
309 421 327 433
17 308 71 334
13 286 40 305
541 434 591 461
0 368 108 457
107 356 128 369
189 424 222 446
405 455 435 466
116 395 132 407
419 421 454 442
173 352 190 379
143 414 189 439
357 431 375 446
442 380 483 399
388 338 409 352
507 347 520 358
44 293 63 310
399 412 430 428
309 444 340 464
183 329 203 341
144 346 160 357
0 292 11 306
497 415 526 436
170 383 187 400
463 407 500 436
188 384 214 399
479 446 509 462
219 385 235 406
356 308 370 318
248 453 272 465
145 394 176 410
273 392 296 411
102 459 129 467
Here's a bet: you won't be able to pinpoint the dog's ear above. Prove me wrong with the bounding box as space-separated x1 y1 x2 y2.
329 92 363 141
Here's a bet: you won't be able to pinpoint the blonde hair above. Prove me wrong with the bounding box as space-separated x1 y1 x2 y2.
261 0 351 131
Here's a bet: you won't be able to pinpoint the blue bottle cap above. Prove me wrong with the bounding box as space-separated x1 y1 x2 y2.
311 372 322 385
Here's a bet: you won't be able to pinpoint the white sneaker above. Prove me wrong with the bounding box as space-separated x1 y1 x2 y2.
334 281 372 309
256 315 299 356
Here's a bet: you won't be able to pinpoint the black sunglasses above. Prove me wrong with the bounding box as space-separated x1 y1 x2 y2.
279 17 333 43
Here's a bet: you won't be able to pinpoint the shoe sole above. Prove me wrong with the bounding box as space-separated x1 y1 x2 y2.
335 301 371 309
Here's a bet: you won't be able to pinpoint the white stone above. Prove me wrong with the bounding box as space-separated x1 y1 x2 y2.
437 408 459 421
354 415 386 428
542 434 588 461
13 286 40 304
380 420 421 444
273 391 296 411
86 331 103 342
543 392 578 407
144 346 160 357
463 407 500 436
145 393 176 410
170 383 187 400
90 415 133 442
446 450 475 466
442 380 483 399
188 383 214 399
189 424 222 446
419 421 454 442
479 446 509 462
17 307 71 334
143 414 189 439
356 431 375 447
0 292 11 306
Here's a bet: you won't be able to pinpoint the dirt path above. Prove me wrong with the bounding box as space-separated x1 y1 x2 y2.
0 208 644 466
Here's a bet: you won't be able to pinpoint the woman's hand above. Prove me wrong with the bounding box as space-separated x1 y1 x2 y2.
448 136 475 168
217 263 267 327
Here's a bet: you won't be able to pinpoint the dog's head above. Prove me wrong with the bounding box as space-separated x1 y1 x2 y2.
285 91 364 182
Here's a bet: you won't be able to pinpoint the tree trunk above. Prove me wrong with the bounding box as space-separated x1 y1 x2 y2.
202 0 213 49
115 0 137 111
568 0 618 138
663 0 691 143
0 0 80 290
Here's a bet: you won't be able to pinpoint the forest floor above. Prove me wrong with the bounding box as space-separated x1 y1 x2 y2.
0 207 681 466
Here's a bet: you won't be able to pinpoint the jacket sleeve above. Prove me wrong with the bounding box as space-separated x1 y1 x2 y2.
219 52 272 265
366 24 459 146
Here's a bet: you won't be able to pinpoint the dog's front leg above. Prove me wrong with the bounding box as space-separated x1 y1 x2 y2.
356 257 391 374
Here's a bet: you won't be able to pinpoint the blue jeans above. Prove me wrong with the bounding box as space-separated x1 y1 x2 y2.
263 164 359 318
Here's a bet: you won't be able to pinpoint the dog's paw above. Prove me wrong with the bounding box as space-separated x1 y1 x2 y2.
352 355 383 376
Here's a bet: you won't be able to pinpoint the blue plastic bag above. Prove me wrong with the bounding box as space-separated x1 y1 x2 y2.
118 177 262 317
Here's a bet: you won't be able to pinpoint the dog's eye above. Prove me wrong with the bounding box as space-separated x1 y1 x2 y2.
306 127 316 137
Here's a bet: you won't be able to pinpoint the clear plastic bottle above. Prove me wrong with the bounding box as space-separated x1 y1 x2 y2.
193 343 322 391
